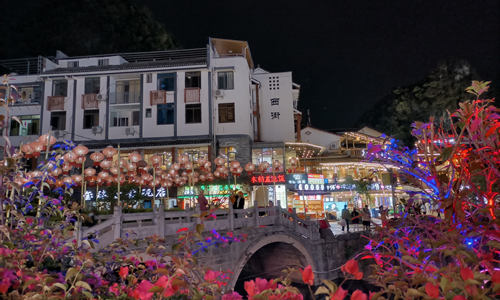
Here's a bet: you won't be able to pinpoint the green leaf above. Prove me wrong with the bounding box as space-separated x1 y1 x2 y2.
314 286 330 295
149 285 164 293
196 223 204 234
82 291 94 299
75 281 92 291
65 267 78 282
52 282 67 292
321 279 337 293
438 147 453 162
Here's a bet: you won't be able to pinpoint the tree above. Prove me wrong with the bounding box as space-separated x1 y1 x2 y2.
358 60 488 145
0 0 177 58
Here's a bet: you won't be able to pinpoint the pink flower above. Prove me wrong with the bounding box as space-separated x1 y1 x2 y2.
131 280 154 300
331 287 348 300
119 266 129 279
109 283 120 297
452 296 466 300
425 282 440 299
351 290 367 300
204 270 217 282
0 279 10 294
222 291 243 300
301 265 314 285
244 280 256 297
460 267 474 281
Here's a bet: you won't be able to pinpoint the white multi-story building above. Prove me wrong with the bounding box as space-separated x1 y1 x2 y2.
1 38 301 168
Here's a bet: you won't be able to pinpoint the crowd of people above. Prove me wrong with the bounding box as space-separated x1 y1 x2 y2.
340 204 388 232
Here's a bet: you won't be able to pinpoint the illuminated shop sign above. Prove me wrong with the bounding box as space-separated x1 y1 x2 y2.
251 174 286 185
307 174 325 185
285 174 307 185
296 183 326 191
84 187 167 201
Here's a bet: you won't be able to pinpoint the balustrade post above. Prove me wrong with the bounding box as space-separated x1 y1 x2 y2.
113 206 122 240
195 204 201 225
293 208 298 231
229 204 234 231
158 204 165 237
254 200 259 227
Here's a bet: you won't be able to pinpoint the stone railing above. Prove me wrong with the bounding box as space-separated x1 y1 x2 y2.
80 202 321 248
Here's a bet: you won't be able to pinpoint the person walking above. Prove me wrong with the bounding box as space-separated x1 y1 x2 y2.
379 205 388 228
341 205 351 232
197 190 208 211
362 205 371 231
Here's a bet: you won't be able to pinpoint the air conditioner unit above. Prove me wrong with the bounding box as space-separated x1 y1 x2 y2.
96 94 105 101
215 90 224 98
53 130 66 138
125 127 136 136
92 126 104 135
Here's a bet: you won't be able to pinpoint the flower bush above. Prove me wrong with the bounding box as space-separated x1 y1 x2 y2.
0 80 498 299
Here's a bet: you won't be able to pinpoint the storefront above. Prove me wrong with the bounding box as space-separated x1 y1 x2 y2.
249 173 287 208
176 184 249 209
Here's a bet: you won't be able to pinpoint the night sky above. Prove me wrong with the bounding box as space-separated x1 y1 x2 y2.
143 0 500 130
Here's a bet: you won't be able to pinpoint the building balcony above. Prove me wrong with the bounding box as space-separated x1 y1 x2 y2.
109 91 140 105
82 93 99 109
47 96 65 111
184 87 200 103
150 90 175 105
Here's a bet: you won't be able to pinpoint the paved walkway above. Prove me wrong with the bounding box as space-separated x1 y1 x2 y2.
329 218 382 235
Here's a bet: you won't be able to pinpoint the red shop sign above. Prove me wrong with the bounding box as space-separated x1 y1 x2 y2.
250 174 286 185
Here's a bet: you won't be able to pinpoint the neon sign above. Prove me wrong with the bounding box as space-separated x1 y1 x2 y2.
251 174 286 185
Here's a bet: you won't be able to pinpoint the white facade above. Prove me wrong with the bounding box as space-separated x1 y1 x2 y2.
301 126 341 150
253 70 295 142
2 39 300 163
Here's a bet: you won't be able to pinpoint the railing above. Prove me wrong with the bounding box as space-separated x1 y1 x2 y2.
82 93 99 109
109 91 140 105
47 96 65 111
80 203 322 248
184 87 200 103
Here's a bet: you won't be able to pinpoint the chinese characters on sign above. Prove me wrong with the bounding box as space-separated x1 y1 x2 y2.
270 97 280 119
251 174 286 185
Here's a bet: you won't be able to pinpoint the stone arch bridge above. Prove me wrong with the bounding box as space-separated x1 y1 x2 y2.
81 205 366 290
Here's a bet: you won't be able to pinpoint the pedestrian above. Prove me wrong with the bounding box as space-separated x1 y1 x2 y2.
379 205 388 228
362 205 371 231
351 207 360 225
197 190 208 211
341 205 351 232
232 191 245 218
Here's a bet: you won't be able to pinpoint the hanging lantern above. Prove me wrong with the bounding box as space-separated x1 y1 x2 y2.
73 144 89 157
21 144 34 158
31 141 45 157
90 152 105 166
100 159 112 169
63 151 77 163
184 161 193 171
102 146 117 159
129 151 142 163
38 134 57 146
149 154 162 166
62 163 73 173
62 176 74 186
244 162 255 175
84 168 96 177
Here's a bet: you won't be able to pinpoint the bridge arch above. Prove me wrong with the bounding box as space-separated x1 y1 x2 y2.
228 233 318 290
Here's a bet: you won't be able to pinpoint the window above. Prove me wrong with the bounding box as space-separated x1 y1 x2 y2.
146 108 152 118
83 110 99 129
67 61 79 68
15 86 41 104
252 147 284 171
185 104 201 124
98 59 109 66
50 111 66 130
110 108 140 127
220 146 237 161
85 77 100 94
158 73 175 91
185 72 201 88
53 80 67 97
158 103 174 125
9 115 40 136
217 71 234 90
113 80 140 104
218 103 235 123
